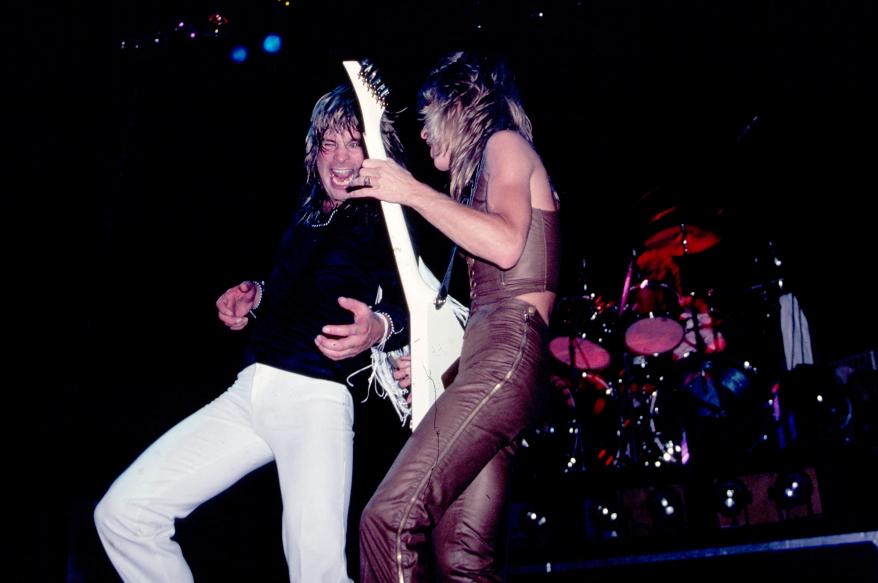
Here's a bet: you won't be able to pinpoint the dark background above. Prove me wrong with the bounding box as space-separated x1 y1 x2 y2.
10 0 878 580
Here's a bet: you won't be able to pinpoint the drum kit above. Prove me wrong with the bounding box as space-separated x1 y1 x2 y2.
539 203 782 474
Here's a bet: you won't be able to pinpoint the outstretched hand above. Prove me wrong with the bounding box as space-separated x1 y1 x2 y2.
216 281 259 331
315 297 386 361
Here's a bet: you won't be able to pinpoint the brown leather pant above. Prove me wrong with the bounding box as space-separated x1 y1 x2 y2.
360 298 548 582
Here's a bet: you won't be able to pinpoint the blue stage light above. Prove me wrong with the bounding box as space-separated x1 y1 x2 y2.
262 34 282 54
230 46 248 63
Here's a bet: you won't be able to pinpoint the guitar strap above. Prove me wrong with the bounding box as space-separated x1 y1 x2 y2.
434 155 484 308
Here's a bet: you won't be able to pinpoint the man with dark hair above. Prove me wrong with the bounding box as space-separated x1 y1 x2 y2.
94 85 407 583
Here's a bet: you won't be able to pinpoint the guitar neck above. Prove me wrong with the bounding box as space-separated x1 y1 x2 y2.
354 104 427 301
344 59 467 431
380 201 427 300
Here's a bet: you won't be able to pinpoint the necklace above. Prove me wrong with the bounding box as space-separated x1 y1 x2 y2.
306 207 339 228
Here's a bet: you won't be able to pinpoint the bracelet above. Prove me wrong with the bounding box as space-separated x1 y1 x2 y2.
251 280 265 310
375 311 395 344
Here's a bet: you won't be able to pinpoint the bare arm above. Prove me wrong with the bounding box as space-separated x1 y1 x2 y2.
352 131 535 269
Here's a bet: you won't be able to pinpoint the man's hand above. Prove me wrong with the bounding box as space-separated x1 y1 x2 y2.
315 297 386 361
392 355 412 390
217 281 259 331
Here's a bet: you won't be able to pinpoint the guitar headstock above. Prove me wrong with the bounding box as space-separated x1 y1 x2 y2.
343 59 390 159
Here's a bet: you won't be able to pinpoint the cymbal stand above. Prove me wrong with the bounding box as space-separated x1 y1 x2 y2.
562 359 587 473
676 223 709 356
567 262 591 472
619 247 637 311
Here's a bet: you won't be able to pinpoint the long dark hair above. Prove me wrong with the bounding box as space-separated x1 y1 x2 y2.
299 84 404 221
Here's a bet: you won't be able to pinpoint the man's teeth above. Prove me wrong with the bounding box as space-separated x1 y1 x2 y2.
331 169 354 183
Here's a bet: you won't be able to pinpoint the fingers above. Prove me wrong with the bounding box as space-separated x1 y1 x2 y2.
332 298 369 331
216 296 242 324
314 335 344 360
393 367 411 388
350 159 390 189
392 355 411 388
337 296 370 317
216 291 236 316
318 297 374 357
315 334 363 361
219 313 248 330
217 281 254 317
349 173 376 190
320 323 364 338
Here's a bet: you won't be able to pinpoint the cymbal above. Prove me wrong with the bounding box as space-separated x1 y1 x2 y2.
643 224 719 256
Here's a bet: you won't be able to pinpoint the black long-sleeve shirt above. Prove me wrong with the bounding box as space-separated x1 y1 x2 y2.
243 200 407 384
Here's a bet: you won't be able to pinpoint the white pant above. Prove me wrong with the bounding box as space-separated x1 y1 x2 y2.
94 363 355 583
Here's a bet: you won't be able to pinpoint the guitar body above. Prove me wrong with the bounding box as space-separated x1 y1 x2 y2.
344 60 467 429
408 254 466 426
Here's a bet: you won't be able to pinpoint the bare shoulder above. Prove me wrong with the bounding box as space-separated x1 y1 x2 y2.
486 130 534 155
482 131 556 211
488 132 556 211
485 130 538 173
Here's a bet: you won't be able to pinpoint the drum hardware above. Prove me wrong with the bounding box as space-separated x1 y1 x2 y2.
527 373 589 473
535 206 796 474
602 385 688 470
747 278 784 292
619 247 637 319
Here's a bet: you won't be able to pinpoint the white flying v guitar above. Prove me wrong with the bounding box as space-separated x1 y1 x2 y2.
343 59 468 430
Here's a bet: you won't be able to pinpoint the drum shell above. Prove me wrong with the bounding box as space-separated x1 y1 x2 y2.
623 281 684 355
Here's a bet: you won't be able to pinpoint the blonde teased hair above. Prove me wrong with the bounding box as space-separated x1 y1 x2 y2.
418 52 532 201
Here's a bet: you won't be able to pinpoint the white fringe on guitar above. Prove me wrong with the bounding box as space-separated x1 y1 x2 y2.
369 263 469 425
